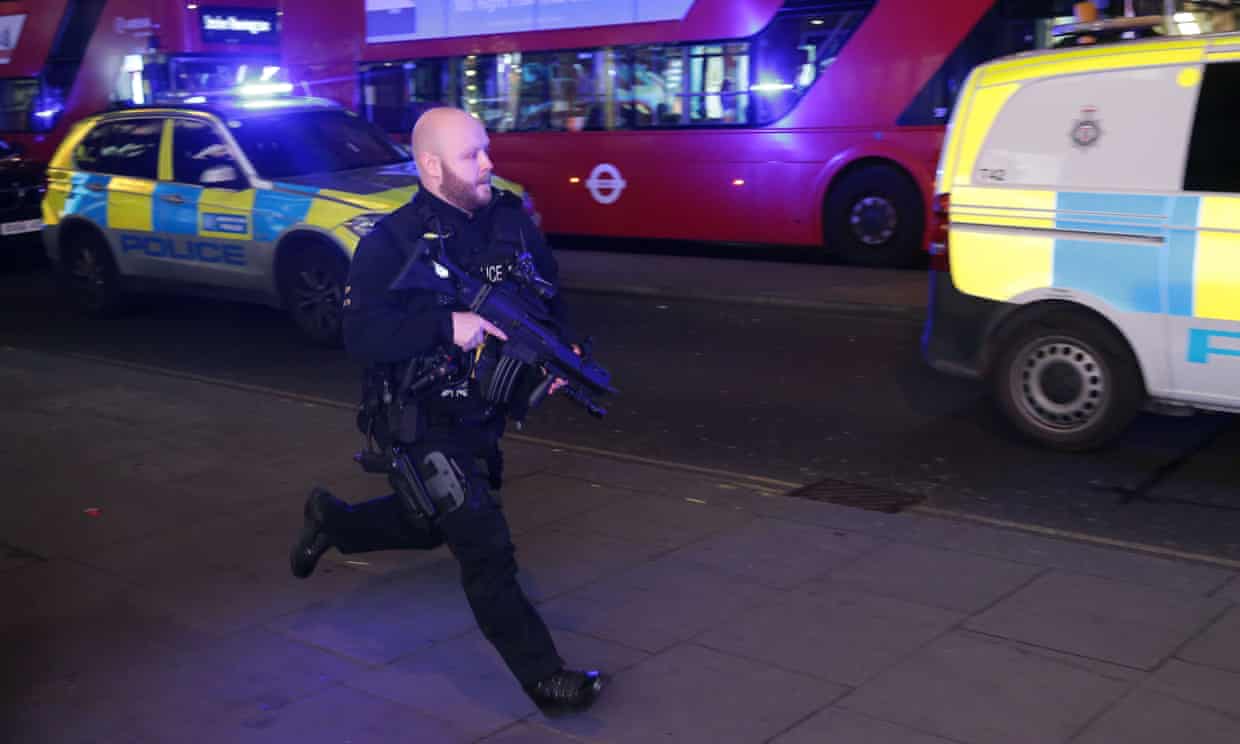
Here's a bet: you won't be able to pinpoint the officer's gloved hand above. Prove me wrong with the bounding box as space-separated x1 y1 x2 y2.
452 311 507 351
548 344 582 396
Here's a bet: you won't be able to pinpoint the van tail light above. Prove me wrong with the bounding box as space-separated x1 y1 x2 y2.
929 192 950 273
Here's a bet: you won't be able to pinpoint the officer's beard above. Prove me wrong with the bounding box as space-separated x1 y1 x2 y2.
440 166 492 214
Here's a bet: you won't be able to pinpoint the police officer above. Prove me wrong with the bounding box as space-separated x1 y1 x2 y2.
289 107 603 713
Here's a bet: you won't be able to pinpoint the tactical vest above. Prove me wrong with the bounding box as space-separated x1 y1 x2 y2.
401 192 547 425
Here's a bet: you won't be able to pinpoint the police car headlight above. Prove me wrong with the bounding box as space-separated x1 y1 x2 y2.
343 213 386 238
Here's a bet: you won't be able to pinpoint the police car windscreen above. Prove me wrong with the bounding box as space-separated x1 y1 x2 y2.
229 110 410 180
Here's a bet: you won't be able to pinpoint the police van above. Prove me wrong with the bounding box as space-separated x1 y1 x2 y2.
41 95 532 345
923 27 1240 451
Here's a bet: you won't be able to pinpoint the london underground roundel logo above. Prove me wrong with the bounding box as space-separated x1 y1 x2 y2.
586 163 626 205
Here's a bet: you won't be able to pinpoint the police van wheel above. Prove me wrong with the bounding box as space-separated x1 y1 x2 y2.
60 230 124 317
992 313 1144 452
281 242 347 347
824 164 925 269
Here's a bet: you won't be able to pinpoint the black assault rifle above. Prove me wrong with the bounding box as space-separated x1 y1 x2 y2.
390 230 617 421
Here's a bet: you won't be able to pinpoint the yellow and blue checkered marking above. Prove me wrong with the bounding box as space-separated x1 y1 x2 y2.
1051 192 1200 317
952 189 1240 323
152 183 201 234
254 189 315 242
65 173 111 227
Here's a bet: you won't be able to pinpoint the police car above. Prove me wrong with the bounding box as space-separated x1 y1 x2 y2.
40 94 532 344
923 25 1240 451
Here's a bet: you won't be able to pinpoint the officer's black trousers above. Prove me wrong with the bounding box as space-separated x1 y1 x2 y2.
321 450 564 687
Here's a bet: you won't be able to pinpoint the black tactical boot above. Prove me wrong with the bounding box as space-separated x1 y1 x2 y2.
523 668 605 715
290 487 339 579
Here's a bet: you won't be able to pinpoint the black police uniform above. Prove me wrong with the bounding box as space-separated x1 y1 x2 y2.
308 186 568 689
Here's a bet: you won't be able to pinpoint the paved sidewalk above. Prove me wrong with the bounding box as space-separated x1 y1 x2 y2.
4 345 1240 744
554 250 929 318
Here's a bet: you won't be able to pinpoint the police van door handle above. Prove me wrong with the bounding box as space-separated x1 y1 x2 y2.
160 194 186 205
84 182 106 192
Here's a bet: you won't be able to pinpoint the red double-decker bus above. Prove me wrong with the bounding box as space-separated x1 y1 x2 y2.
0 0 283 163
281 0 1077 266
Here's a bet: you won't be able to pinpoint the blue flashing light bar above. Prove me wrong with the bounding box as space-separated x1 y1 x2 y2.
239 82 293 97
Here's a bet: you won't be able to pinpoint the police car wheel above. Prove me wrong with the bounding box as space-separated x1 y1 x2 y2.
60 230 124 317
824 164 925 269
281 242 347 347
992 314 1143 452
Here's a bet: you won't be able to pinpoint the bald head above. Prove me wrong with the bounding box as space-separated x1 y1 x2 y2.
412 107 494 214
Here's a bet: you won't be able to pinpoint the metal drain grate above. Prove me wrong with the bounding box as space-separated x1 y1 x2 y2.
785 478 925 513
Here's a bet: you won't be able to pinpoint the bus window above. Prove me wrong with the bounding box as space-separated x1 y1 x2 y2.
361 63 410 134
627 46 685 127
751 2 873 125
547 51 604 132
461 54 511 131
515 54 553 131
361 59 456 134
684 43 750 125
0 79 46 132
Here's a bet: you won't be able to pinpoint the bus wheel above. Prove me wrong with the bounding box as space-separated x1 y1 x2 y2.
824 164 925 268
59 228 125 317
280 241 347 347
991 312 1144 452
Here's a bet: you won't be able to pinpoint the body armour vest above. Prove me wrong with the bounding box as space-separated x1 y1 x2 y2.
408 192 551 424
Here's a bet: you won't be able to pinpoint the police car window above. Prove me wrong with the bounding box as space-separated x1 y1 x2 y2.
1185 62 1240 193
228 110 409 180
73 119 162 179
172 120 239 186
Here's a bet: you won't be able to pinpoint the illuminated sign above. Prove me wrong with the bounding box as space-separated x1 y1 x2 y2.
199 6 279 45
365 0 695 43
0 14 26 64
113 16 156 37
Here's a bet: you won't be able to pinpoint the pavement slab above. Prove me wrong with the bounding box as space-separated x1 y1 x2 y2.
545 491 754 551
932 522 1235 596
541 643 849 744
666 517 881 590
771 708 960 744
135 683 477 744
817 541 1045 613
1143 658 1240 719
1071 688 1240 744
513 524 664 603
538 554 787 654
265 561 479 665
1176 606 1240 674
498 473 627 536
345 628 647 741
966 572 1228 669
694 587 962 687
838 631 1132 744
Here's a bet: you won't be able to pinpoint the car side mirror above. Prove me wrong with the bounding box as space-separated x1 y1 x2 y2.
201 164 244 189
